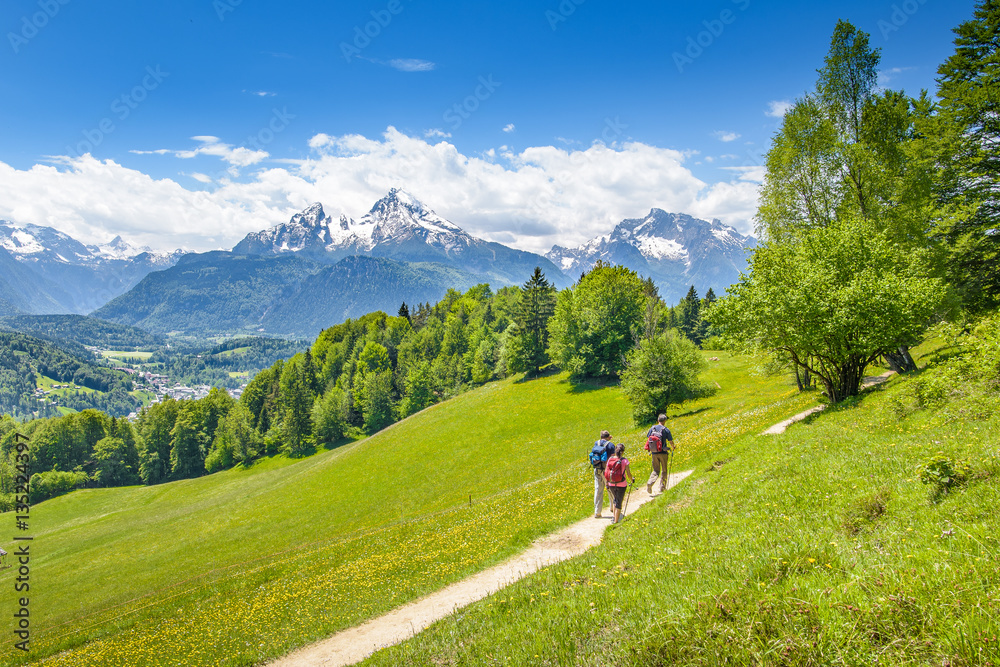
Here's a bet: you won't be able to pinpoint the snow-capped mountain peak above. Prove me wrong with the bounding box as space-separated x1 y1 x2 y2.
361 188 468 247
234 190 474 257
545 208 755 303
95 235 156 260
291 202 330 228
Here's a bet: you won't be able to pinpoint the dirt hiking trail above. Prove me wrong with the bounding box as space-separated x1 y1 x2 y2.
761 371 894 435
269 469 693 667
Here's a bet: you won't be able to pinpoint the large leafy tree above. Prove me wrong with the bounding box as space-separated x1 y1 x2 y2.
930 0 1000 312
137 398 179 484
737 20 943 377
169 403 206 479
360 370 394 433
710 219 945 402
93 436 140 487
547 264 645 380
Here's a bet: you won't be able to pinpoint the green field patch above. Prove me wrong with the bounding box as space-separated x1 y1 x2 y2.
227 371 249 378
36 375 98 396
214 346 250 358
128 389 156 405
100 350 154 362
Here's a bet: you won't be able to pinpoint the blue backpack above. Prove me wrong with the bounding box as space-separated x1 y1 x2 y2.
589 440 611 469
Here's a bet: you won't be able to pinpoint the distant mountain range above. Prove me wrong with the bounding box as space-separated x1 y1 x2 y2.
1 190 755 338
546 209 755 304
0 220 182 315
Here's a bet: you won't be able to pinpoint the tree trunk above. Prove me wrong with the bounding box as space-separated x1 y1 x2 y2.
794 365 804 391
883 345 917 373
830 358 865 403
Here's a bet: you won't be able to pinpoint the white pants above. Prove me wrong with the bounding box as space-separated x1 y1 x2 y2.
593 467 607 515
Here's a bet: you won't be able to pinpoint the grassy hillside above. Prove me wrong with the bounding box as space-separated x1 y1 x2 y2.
0 353 811 666
360 335 1000 666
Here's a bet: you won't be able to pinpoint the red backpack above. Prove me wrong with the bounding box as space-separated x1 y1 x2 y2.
604 457 626 484
645 425 668 453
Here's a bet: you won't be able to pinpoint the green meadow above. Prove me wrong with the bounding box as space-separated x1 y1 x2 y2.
0 353 810 666
361 342 1000 666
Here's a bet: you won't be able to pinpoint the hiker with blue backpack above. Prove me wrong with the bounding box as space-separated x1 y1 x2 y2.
604 443 635 524
589 430 616 518
644 413 675 494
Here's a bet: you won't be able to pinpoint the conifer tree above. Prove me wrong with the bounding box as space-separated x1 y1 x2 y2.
931 0 1000 311
514 267 557 375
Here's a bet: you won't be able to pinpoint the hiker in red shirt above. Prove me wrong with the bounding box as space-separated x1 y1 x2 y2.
603 443 635 524
644 413 674 494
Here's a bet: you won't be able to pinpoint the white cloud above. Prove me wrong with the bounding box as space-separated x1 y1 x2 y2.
720 165 767 183
0 128 761 256
502 123 516 133
386 58 436 72
132 136 269 168
878 66 915 85
424 129 452 139
713 131 741 142
765 100 793 118
308 133 334 149
244 90 277 97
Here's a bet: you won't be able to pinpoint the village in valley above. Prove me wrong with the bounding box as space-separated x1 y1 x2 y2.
31 344 249 421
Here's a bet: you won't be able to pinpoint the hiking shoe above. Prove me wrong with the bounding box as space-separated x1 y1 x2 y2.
646 483 653 494
594 513 601 518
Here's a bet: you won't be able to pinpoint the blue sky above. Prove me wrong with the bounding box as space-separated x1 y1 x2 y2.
0 0 978 254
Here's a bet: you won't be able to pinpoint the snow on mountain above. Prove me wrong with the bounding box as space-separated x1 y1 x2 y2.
0 221 95 263
234 203 349 255
0 221 175 264
95 235 157 260
234 189 476 257
361 188 472 252
0 219 185 313
546 209 755 303
233 189 570 287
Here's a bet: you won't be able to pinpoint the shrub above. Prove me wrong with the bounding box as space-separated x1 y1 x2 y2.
29 470 89 504
918 452 971 501
620 330 706 424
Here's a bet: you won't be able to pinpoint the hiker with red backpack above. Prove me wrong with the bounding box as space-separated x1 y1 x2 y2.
604 443 635 524
644 413 674 494
589 430 616 518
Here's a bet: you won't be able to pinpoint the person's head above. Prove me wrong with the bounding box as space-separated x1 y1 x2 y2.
615 443 625 457
657 413 667 424
600 430 611 440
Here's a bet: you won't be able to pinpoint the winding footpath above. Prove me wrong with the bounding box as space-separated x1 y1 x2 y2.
269 469 693 667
